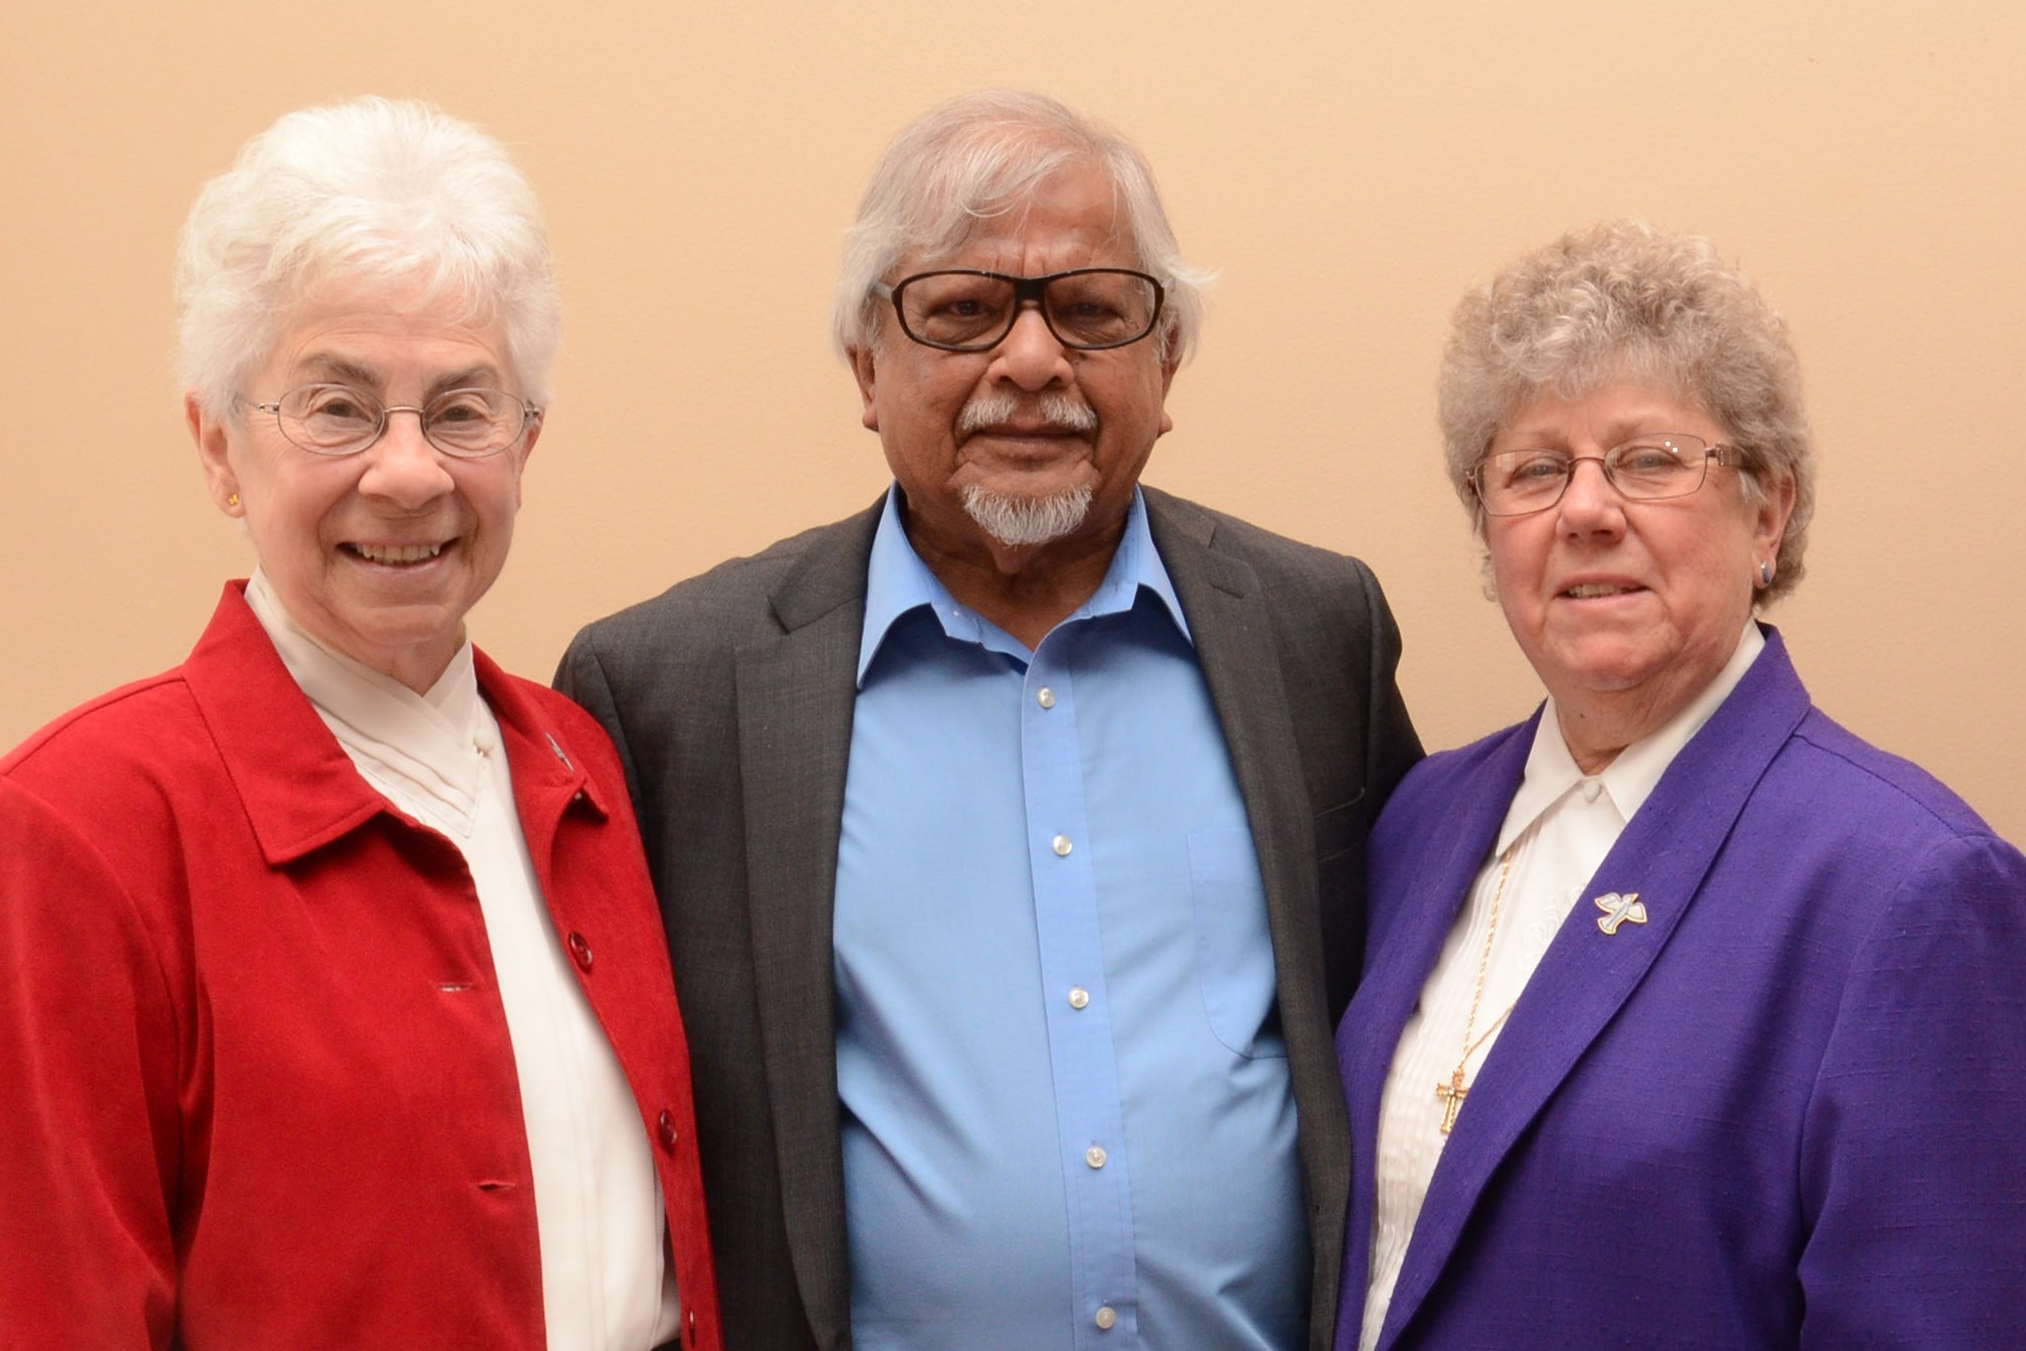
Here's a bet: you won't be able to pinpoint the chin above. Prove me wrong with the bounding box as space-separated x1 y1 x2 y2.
1541 636 1669 693
960 484 1094 548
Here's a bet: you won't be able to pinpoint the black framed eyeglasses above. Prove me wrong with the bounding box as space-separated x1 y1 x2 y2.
1467 434 1744 517
239 383 542 459
874 268 1166 352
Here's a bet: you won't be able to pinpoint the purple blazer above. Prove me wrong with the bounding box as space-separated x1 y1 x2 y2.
1335 629 2026 1349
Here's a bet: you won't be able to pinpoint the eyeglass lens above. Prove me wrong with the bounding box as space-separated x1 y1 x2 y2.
895 270 1160 350
273 384 527 457
1476 436 1715 514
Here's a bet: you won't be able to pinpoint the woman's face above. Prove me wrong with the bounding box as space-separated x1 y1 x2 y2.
1482 381 1794 767
189 288 539 693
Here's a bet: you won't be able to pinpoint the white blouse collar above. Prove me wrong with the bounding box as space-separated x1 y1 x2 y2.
244 569 492 834
1497 620 1765 855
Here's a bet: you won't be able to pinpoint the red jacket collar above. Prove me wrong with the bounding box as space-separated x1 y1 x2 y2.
184 581 602 865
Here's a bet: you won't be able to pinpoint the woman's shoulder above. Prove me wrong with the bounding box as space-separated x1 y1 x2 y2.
1683 702 2026 944
1385 716 1535 807
478 659 629 779
1778 706 2008 848
2 667 213 804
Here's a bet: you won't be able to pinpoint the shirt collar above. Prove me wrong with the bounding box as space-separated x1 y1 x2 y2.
244 568 492 829
856 484 1190 684
1496 619 1766 854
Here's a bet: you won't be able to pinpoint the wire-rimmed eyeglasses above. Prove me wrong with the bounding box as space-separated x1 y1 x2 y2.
874 268 1166 352
239 383 542 459
1467 434 1743 517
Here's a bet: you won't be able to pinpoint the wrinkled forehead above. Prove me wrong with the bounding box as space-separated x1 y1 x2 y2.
251 268 515 377
898 160 1139 275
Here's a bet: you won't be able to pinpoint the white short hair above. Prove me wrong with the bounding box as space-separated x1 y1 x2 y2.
830 89 1210 364
176 96 560 417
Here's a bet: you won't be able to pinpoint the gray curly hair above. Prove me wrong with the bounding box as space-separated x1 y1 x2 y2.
1438 219 1814 599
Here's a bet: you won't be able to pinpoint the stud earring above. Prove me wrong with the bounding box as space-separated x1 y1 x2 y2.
1758 559 1773 587
228 493 241 508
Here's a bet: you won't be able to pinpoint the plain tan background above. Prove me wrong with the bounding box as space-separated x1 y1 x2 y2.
3 1 2020 841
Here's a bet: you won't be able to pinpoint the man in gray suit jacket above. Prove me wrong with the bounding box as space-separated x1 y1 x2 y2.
558 90 1421 1351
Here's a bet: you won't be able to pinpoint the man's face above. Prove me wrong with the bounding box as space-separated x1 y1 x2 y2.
849 161 1178 577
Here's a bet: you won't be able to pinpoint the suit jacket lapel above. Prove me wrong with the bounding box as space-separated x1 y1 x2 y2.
1146 494 1323 1024
1146 491 1355 1334
1377 632 1813 1348
734 502 879 1350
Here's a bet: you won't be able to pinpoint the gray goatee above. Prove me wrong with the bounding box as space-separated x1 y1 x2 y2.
955 392 1100 547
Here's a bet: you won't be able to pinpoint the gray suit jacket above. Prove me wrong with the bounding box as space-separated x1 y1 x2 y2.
556 487 1422 1351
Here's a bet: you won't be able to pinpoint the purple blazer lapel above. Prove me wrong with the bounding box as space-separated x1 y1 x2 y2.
1337 715 1533 1338
1373 630 1813 1349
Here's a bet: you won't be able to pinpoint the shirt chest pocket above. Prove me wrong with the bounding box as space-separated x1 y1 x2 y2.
1188 825 1286 1060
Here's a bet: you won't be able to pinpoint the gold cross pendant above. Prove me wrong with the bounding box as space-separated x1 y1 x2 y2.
1435 1067 1468 1134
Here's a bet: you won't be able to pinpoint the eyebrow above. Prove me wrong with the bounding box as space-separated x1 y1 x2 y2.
1496 422 1684 450
291 355 506 396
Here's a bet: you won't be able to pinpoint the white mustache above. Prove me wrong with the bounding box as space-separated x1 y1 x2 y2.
957 392 1098 435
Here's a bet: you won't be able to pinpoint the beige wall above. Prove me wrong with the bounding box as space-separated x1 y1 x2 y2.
4 1 2021 840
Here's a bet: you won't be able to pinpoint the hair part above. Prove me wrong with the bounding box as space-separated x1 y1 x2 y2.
830 89 1211 365
1438 219 1815 600
176 96 560 419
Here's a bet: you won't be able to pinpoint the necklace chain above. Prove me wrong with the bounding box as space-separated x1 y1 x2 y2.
1436 843 1518 1135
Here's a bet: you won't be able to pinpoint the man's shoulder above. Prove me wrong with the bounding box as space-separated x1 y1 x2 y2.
1141 485 1393 646
569 503 881 653
1143 485 1379 585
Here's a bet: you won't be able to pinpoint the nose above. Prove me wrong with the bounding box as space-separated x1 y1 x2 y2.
357 408 456 508
1555 455 1626 535
990 302 1074 392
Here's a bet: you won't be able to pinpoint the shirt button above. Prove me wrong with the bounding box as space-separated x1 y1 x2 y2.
566 932 593 971
1052 835 1073 857
473 726 497 754
1095 1305 1118 1330
658 1109 679 1149
1036 686 1056 708
1068 986 1090 1009
1085 1144 1107 1169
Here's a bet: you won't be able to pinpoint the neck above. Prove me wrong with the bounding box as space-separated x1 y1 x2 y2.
1548 621 1761 774
1555 715 1626 774
922 545 1116 649
1551 683 1690 775
904 511 1127 650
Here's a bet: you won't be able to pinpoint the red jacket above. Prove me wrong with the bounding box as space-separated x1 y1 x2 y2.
0 583 722 1351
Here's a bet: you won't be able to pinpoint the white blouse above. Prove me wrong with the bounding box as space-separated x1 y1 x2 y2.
1359 622 1764 1351
244 572 680 1350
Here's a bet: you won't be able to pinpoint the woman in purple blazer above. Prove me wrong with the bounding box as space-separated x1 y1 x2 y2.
1336 220 2026 1350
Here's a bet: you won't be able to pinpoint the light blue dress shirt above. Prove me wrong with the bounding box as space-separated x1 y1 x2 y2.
834 487 1306 1350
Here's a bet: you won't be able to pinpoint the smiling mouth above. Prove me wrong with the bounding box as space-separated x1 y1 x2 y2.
346 542 447 565
1563 583 1641 599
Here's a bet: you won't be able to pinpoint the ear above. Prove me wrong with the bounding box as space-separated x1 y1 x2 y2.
508 413 543 507
517 412 543 467
1752 468 1798 559
849 346 880 432
187 391 245 518
1156 355 1180 437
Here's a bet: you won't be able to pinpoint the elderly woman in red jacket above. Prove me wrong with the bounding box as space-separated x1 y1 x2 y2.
0 98 720 1351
